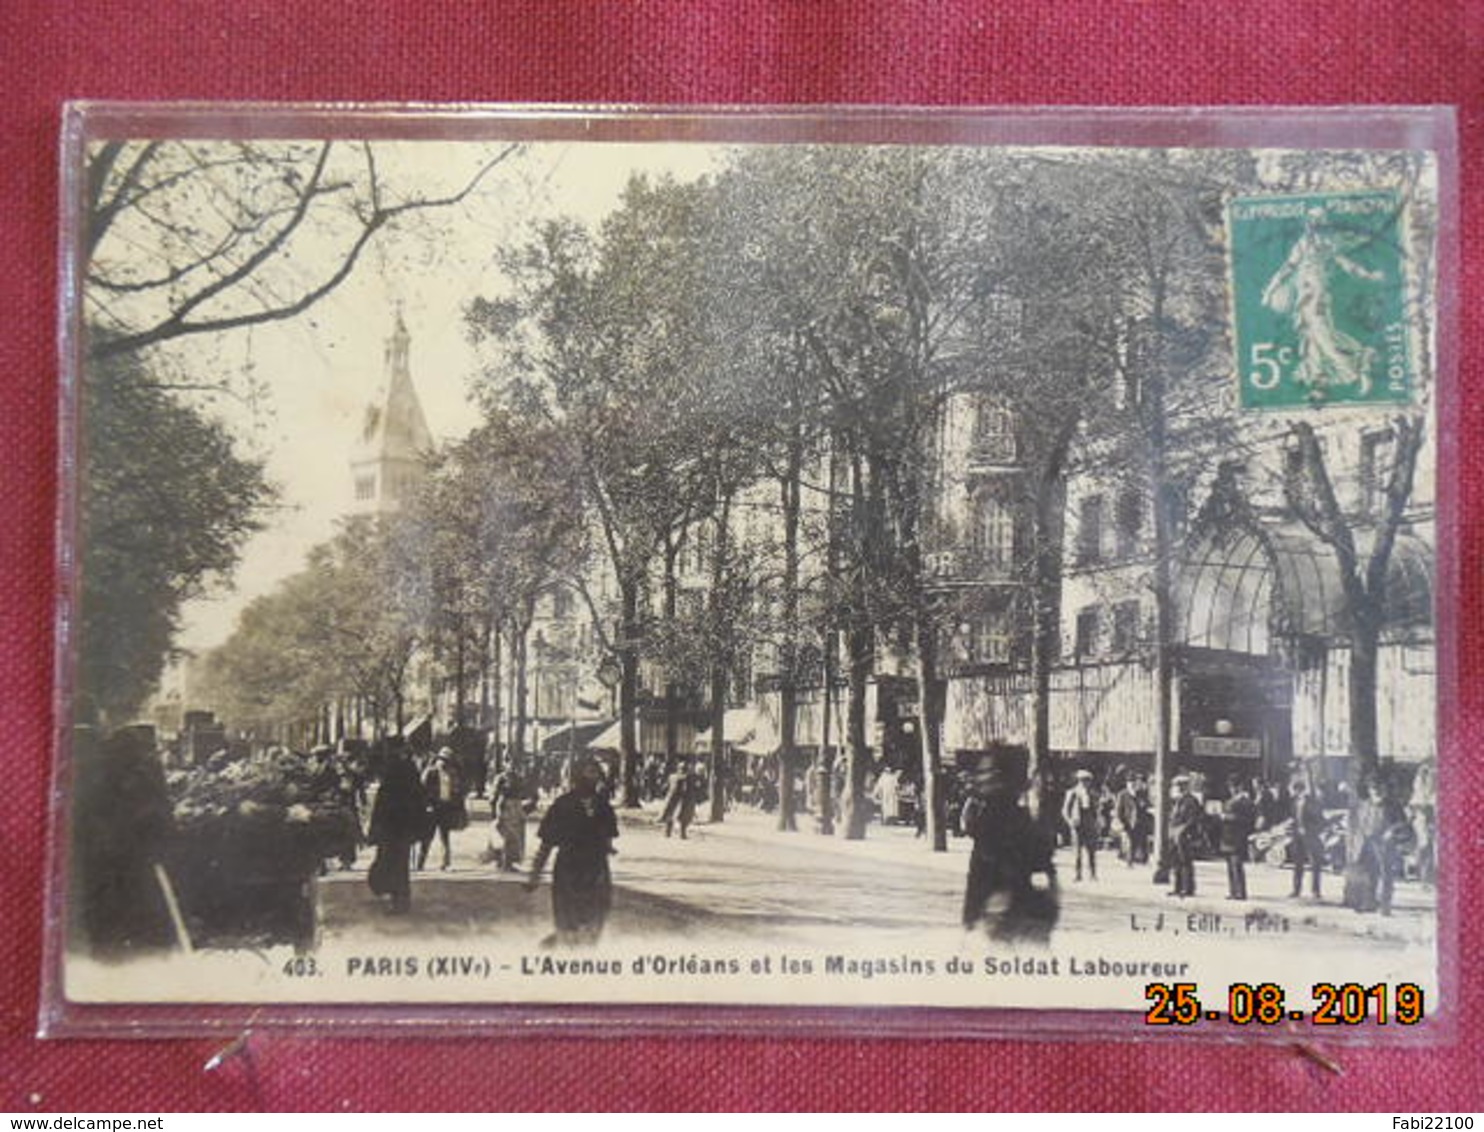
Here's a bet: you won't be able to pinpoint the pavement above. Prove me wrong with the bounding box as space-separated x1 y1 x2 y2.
315 794 1435 951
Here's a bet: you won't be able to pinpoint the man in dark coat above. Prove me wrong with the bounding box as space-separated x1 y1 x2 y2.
1114 775 1149 866
1349 778 1411 916
526 758 619 946
1166 774 1203 898
962 759 1058 943
659 759 699 839
1289 775 1328 899
1220 777 1257 900
417 747 467 871
367 742 427 914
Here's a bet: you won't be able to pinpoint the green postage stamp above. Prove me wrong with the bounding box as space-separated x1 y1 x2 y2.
1228 190 1412 410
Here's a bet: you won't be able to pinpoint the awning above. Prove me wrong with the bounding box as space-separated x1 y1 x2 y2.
540 719 617 755
1178 517 1432 655
694 707 781 754
400 715 433 747
587 719 624 752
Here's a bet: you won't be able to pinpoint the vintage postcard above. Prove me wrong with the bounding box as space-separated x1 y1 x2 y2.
50 106 1450 1036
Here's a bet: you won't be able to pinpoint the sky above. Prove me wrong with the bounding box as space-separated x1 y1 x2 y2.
153 140 724 652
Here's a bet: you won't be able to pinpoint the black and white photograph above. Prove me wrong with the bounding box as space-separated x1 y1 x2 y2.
54 108 1444 1024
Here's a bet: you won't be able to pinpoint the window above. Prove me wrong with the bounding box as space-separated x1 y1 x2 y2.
973 400 1017 462
690 525 711 575
1115 489 1142 557
1359 429 1395 517
979 497 1015 574
552 588 573 619
1075 607 1101 661
1077 495 1105 566
1112 600 1141 653
974 611 1013 665
354 474 376 502
678 589 705 624
984 292 1023 340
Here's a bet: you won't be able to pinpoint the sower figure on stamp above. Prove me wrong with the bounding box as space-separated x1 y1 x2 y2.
1061 769 1099 881
526 757 619 946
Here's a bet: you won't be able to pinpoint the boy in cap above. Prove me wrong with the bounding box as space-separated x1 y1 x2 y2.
1061 769 1100 881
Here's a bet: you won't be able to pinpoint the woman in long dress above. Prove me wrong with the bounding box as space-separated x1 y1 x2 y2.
525 758 619 945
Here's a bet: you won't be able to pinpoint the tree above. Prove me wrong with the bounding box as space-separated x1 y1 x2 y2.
468 175 726 806
200 517 427 740
1267 153 1437 786
77 137 522 725
406 414 588 761
84 140 520 360
728 146 1010 848
1283 415 1425 781
1034 151 1242 854
77 345 274 723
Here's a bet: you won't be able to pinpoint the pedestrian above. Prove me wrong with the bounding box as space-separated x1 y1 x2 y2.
367 742 428 915
1289 775 1327 899
1348 778 1411 916
873 767 902 825
659 759 698 839
491 763 530 871
417 747 468 871
962 758 1058 943
1061 769 1100 881
525 757 620 946
1220 777 1257 900
1113 776 1147 866
1407 761 1437 885
1166 775 1203 898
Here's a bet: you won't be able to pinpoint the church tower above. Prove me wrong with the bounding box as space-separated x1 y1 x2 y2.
350 312 434 516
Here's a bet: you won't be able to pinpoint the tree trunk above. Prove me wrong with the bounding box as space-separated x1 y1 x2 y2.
816 626 838 836
487 619 502 771
914 617 949 851
841 618 874 840
708 498 733 824
1146 301 1176 871
453 613 466 729
619 577 643 807
1027 446 1069 824
777 432 803 833
512 616 530 762
664 537 682 771
1348 610 1382 782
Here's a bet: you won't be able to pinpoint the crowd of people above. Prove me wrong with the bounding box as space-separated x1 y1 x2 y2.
77 717 1438 955
1030 760 1436 916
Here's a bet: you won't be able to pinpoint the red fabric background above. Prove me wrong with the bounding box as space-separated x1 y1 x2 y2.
1 0 1479 1112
